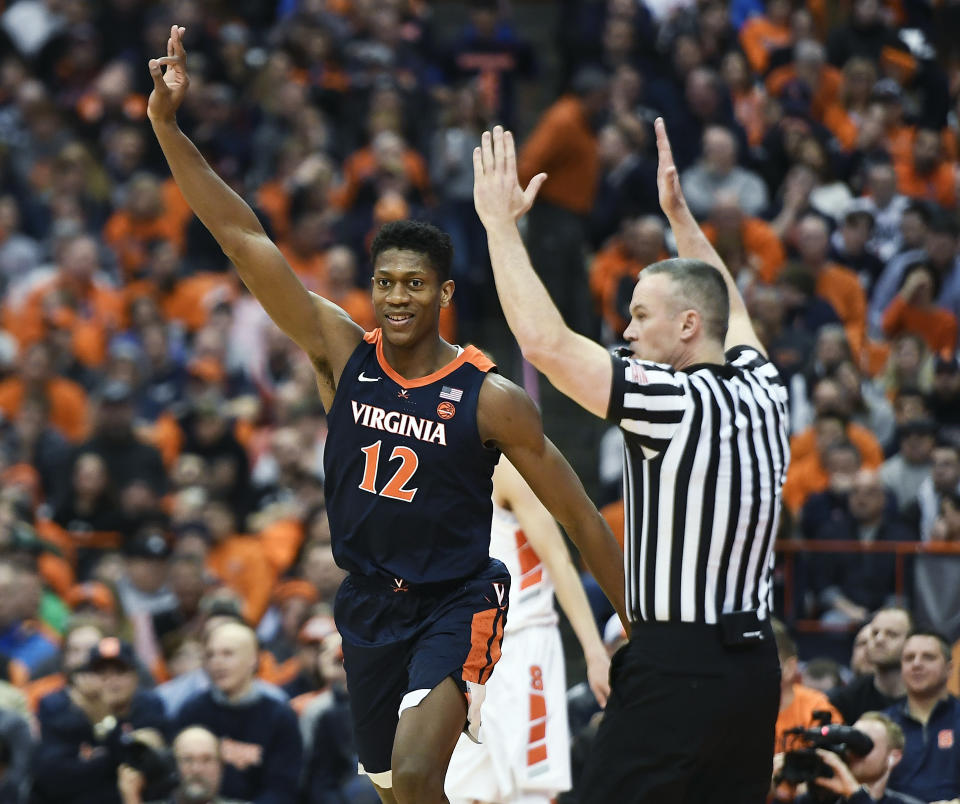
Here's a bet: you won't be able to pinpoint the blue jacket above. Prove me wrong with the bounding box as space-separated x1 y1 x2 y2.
886 694 960 802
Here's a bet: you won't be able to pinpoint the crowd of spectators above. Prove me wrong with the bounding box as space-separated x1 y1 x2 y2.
0 0 958 801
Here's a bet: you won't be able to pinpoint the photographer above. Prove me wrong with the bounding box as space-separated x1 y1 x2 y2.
776 712 923 804
32 637 167 804
118 726 246 804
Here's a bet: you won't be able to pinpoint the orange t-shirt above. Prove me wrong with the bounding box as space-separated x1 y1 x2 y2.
776 683 845 751
882 295 958 357
815 263 867 357
702 218 786 284
895 160 957 209
789 422 884 467
206 535 277 626
739 17 792 74
102 211 185 279
0 377 89 442
518 96 599 214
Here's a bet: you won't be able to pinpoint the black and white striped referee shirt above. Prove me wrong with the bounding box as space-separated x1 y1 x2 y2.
606 345 790 625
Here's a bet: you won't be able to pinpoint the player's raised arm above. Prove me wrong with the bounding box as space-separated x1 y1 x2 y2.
654 117 766 355
474 127 613 419
478 375 628 635
493 458 611 707
146 26 361 407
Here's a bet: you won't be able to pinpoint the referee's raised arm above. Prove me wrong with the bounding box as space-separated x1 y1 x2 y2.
653 116 767 356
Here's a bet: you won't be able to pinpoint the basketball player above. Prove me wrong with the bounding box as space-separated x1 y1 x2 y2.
445 458 611 804
147 26 625 804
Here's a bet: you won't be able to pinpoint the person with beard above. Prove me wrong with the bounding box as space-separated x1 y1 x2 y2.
830 608 910 724
885 631 960 802
119 726 246 804
780 712 923 804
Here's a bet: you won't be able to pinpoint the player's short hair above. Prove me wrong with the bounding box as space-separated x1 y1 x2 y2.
857 711 905 751
370 220 453 282
643 258 730 344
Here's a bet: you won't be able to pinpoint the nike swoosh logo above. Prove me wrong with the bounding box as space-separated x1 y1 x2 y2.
358 372 381 382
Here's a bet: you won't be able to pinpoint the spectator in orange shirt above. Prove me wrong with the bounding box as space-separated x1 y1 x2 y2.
142 241 235 335
331 130 432 213
882 263 958 357
784 418 863 514
102 172 186 280
0 342 89 443
278 210 332 294
790 375 886 467
588 216 667 340
895 126 957 210
201 499 277 627
795 214 868 356
701 191 786 284
739 0 794 75
773 618 844 752
767 40 843 124
6 233 124 369
518 66 608 335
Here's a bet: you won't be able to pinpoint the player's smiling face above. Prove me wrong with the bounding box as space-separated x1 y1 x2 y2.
372 248 453 347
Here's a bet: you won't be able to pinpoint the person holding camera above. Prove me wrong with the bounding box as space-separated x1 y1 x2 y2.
778 712 923 804
32 637 168 804
118 726 246 804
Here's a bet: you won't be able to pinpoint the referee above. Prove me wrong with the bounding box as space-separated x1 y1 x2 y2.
473 121 789 800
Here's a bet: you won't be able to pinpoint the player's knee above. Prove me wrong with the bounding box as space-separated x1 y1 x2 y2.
390 755 444 803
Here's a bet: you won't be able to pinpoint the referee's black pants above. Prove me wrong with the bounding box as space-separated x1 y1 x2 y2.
577 619 781 804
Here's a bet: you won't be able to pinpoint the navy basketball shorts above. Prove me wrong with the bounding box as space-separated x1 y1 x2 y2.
333 557 510 783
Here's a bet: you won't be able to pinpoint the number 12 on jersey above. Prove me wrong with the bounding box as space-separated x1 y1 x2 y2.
358 440 420 502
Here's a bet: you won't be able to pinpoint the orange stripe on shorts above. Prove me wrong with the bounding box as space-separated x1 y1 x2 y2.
462 607 505 684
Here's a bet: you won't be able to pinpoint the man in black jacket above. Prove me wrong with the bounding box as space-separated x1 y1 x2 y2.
32 637 167 804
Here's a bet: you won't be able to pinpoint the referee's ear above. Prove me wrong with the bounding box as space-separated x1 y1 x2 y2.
678 309 701 342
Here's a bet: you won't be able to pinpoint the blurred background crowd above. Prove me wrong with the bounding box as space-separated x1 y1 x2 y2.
0 0 959 801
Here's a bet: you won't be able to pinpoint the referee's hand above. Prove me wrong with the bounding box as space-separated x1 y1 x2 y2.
586 651 611 708
654 117 689 221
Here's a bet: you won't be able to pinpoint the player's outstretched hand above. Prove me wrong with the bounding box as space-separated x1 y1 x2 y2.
655 117 689 221
586 651 611 709
147 25 189 124
473 125 546 229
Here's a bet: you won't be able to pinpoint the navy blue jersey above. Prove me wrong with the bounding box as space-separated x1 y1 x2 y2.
324 329 500 582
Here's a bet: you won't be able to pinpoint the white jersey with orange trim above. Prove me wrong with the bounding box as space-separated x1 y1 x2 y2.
489 505 558 634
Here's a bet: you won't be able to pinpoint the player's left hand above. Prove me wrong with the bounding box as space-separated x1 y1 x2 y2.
586 651 611 708
473 126 546 228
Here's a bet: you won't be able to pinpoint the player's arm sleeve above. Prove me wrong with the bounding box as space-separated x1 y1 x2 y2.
606 352 688 447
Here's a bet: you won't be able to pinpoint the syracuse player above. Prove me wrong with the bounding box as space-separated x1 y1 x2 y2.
147 25 625 804
445 457 611 804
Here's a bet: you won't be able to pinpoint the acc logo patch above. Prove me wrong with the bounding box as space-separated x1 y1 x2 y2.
939 729 954 749
437 401 456 420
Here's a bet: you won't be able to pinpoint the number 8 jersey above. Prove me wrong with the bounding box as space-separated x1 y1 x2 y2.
324 329 501 583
